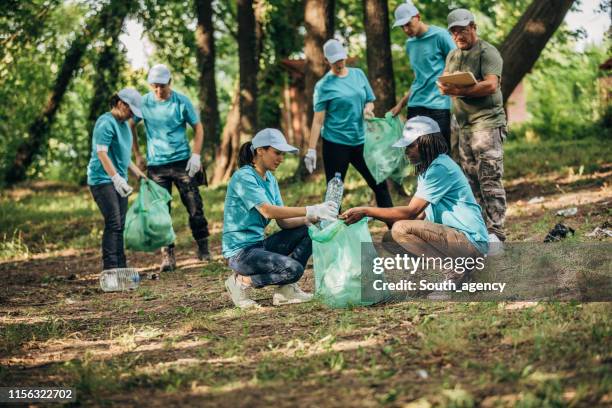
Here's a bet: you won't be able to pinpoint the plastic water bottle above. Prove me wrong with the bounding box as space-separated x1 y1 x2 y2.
321 172 343 228
99 268 140 292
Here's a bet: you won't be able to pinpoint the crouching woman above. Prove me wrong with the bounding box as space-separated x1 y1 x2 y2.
222 128 337 309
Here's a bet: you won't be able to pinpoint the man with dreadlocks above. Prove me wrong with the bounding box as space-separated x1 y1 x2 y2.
341 116 489 283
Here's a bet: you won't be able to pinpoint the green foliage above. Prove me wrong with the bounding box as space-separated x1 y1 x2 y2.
510 41 610 141
0 1 87 183
0 0 608 186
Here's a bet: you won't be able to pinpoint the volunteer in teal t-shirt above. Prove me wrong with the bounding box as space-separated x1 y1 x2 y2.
389 2 456 148
132 64 210 272
341 116 489 284
87 89 146 271
222 129 338 309
303 39 393 212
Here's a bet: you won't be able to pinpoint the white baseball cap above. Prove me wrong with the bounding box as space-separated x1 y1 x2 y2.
393 2 419 28
117 88 142 118
447 8 475 29
251 128 298 153
147 64 171 84
392 116 441 148
323 39 347 64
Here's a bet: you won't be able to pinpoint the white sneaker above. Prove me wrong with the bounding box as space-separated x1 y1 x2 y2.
225 274 259 309
488 233 504 256
273 283 313 306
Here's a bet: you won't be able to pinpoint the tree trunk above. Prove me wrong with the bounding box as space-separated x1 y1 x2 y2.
363 0 396 116
212 0 264 183
83 1 136 184
211 84 241 185
5 0 131 184
293 0 335 180
195 0 220 161
238 0 258 136
303 0 335 126
499 0 575 103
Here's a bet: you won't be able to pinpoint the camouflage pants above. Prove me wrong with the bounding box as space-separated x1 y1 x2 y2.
457 127 507 241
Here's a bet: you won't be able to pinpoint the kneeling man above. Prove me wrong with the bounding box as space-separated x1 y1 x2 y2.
341 116 489 283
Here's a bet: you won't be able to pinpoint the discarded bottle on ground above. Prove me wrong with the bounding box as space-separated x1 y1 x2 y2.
99 268 140 292
321 172 343 228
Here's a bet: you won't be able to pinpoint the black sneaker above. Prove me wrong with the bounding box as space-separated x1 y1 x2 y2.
160 246 176 272
196 238 211 261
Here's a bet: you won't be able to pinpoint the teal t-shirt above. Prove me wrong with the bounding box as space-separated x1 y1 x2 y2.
314 67 375 146
138 91 199 166
406 25 456 110
87 112 133 186
222 166 284 258
414 154 488 253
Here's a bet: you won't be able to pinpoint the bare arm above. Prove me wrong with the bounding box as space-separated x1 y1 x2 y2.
256 203 307 220
308 111 325 150
129 119 144 168
364 102 375 118
97 151 119 178
128 162 147 179
438 74 498 98
277 216 310 229
389 92 410 116
191 122 204 155
340 197 429 225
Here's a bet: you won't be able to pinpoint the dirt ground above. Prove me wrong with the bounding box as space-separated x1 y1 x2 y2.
0 167 610 407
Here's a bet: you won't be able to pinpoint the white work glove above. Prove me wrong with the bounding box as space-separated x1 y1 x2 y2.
185 153 202 178
111 174 133 197
304 148 317 174
306 201 339 223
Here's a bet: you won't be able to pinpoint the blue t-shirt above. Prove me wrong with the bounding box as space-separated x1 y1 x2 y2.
87 112 133 186
222 166 284 258
138 91 200 166
406 25 456 110
314 67 375 146
414 154 488 253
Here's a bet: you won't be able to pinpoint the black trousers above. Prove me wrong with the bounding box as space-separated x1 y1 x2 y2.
322 138 393 208
90 183 128 270
147 159 210 245
407 106 451 149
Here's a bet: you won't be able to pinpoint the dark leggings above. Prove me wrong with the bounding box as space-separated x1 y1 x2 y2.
322 138 393 208
90 183 128 270
228 226 312 288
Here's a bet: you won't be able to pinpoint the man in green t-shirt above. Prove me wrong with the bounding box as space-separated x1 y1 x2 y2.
437 8 507 243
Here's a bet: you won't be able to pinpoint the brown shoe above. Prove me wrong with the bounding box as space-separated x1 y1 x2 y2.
196 238 210 261
160 246 176 272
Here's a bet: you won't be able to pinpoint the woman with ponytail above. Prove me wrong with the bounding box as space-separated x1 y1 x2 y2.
222 128 338 309
87 89 147 271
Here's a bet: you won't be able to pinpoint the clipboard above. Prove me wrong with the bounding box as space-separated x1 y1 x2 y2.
438 72 477 86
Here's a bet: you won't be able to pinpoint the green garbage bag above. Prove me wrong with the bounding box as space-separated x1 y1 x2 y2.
124 179 176 252
364 112 411 184
309 218 388 308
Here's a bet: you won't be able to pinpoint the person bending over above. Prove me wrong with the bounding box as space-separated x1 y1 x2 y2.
223 128 337 309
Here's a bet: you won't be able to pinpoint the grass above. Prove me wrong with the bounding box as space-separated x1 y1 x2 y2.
1 137 609 260
0 137 610 406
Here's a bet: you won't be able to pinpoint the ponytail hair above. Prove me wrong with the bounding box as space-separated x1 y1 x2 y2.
238 142 255 167
109 93 121 109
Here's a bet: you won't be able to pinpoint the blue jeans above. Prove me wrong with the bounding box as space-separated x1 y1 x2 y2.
228 226 312 288
90 183 128 270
